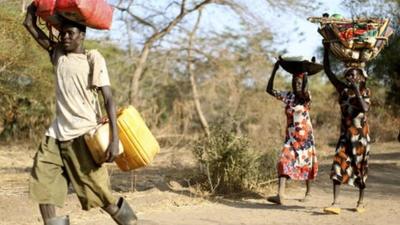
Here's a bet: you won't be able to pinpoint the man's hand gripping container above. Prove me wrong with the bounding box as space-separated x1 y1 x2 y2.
85 106 160 171
84 123 124 164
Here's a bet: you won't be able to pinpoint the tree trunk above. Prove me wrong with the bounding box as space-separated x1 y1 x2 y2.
187 9 210 137
129 42 151 105
21 0 27 13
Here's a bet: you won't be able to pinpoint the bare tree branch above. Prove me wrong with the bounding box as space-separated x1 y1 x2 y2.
128 0 214 105
114 5 158 32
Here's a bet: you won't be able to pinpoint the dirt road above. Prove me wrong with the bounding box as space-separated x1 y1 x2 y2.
0 142 399 225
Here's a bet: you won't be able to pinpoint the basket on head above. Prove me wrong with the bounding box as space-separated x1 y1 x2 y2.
308 14 393 63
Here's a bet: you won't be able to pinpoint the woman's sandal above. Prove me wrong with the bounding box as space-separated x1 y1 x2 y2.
323 204 341 215
355 201 366 213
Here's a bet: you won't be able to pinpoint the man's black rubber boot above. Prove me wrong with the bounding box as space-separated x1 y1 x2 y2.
112 197 138 225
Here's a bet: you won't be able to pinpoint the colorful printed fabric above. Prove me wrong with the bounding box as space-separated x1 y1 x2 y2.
275 91 318 180
331 87 371 188
337 24 379 42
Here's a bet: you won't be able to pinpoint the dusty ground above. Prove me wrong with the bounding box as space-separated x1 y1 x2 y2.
0 141 399 225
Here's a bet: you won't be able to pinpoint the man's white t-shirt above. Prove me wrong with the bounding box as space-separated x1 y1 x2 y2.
46 47 111 141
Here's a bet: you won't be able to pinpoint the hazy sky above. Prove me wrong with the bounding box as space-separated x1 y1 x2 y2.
88 0 348 59
234 0 348 58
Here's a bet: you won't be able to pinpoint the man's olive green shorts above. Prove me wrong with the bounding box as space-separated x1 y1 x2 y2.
29 135 116 210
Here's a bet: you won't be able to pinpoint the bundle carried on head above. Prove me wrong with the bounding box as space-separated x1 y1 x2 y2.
34 0 114 30
278 56 323 76
308 13 393 66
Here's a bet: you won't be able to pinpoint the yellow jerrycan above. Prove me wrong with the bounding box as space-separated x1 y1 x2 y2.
115 105 160 171
85 105 159 170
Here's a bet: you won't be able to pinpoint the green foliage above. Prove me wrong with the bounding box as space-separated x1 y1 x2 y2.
0 1 54 141
370 33 400 112
193 123 277 194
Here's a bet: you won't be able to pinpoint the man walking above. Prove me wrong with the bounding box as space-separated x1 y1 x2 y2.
24 3 137 225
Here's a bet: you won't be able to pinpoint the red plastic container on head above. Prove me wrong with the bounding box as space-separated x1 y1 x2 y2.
34 0 60 26
34 0 113 30
56 0 113 30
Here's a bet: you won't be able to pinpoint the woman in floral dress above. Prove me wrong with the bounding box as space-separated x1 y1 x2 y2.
266 57 319 205
323 42 371 214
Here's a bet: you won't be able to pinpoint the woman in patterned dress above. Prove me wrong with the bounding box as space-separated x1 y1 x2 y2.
266 57 319 205
323 42 371 214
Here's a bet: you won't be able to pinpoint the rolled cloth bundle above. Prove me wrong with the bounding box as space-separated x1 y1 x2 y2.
34 0 114 30
308 13 393 65
278 56 323 76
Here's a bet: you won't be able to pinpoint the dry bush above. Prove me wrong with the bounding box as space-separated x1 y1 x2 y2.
192 122 277 194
